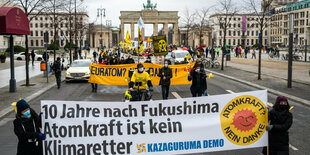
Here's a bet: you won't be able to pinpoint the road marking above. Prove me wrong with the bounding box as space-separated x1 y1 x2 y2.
226 90 274 107
226 90 235 94
289 144 299 151
172 92 182 99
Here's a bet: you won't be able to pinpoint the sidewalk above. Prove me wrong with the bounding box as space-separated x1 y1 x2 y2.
207 58 310 103
0 71 65 118
227 58 310 85
0 62 42 88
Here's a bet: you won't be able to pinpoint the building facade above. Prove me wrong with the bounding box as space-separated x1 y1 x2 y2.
28 12 89 49
209 14 270 47
89 25 120 49
271 0 310 47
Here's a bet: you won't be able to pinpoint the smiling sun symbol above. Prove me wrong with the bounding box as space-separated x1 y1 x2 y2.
232 109 258 132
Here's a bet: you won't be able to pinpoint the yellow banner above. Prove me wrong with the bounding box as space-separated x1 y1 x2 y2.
88 63 194 86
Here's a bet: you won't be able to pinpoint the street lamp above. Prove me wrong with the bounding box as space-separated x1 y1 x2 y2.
288 13 294 88
97 7 106 50
106 20 112 48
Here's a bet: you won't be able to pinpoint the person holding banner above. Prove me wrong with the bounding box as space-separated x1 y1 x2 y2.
158 60 173 100
129 63 153 101
263 96 293 155
90 60 99 92
13 99 45 155
125 55 135 64
188 59 207 97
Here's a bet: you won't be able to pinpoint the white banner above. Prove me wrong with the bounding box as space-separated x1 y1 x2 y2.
41 90 268 155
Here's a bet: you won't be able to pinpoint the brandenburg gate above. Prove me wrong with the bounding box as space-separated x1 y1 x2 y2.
119 1 180 44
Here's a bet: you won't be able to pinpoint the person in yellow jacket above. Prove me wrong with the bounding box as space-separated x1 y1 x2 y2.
129 63 153 91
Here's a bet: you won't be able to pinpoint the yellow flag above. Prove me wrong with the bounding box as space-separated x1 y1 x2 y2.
138 27 144 54
125 29 132 47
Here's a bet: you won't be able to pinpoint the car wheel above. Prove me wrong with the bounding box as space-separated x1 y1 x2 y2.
37 58 42 61
17 57 22 60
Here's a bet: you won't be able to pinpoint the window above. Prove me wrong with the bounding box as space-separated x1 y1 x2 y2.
36 40 39 46
40 17 43 20
45 24 48 28
35 31 38 36
30 23 33 28
30 31 33 36
41 31 43 36
35 23 38 28
40 23 43 28
41 40 44 46
51 31 53 36
31 40 34 46
251 31 254 36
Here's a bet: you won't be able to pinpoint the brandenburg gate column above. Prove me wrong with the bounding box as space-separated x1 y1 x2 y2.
153 23 158 36
173 23 179 45
163 22 169 40
130 23 135 40
120 22 124 42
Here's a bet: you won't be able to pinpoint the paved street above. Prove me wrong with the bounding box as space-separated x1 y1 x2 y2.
0 71 309 155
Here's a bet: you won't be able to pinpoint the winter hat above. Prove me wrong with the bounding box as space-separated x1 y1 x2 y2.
16 99 30 113
276 96 288 103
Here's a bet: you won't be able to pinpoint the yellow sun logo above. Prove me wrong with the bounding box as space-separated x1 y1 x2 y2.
137 143 146 153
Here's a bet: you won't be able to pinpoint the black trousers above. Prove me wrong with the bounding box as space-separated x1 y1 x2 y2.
55 75 61 88
161 85 170 100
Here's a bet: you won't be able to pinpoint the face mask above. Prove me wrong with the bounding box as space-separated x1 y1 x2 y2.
23 110 31 118
139 68 144 72
164 64 168 68
279 105 287 111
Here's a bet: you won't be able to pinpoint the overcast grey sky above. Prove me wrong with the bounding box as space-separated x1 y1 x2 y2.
84 0 218 36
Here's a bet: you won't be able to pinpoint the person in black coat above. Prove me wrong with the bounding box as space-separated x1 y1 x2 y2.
263 96 293 155
52 57 62 89
125 55 135 64
188 59 207 97
158 60 173 100
13 99 46 155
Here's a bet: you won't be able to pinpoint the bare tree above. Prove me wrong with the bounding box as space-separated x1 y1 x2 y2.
10 0 46 86
245 0 273 80
181 8 196 47
44 0 66 63
215 0 238 70
195 7 212 47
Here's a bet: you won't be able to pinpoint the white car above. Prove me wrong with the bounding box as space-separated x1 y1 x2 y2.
14 52 43 61
171 50 190 64
65 59 92 81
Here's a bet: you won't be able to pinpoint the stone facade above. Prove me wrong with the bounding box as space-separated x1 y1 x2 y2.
28 12 88 49
209 14 270 47
119 10 180 45
271 0 310 47
89 25 120 49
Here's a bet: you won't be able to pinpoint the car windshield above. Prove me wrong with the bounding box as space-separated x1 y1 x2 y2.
175 52 188 58
165 52 172 59
71 61 91 67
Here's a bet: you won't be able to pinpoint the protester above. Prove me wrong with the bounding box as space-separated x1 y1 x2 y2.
125 55 135 64
93 51 98 61
110 55 118 65
90 60 98 92
13 99 45 155
188 59 207 97
144 56 152 63
251 48 256 59
119 57 126 64
158 60 172 100
31 50 35 66
52 57 62 89
263 96 293 155
205 47 209 58
216 47 220 57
